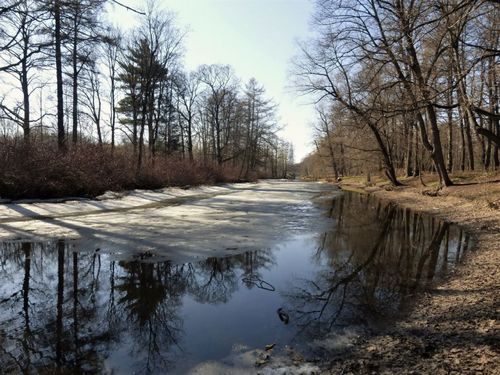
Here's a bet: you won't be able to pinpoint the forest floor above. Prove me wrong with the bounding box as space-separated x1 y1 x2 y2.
323 172 500 375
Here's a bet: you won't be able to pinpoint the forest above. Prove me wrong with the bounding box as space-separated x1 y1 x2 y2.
0 0 293 199
297 0 499 187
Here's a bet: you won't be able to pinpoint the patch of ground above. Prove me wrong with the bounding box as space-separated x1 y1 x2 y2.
323 173 500 374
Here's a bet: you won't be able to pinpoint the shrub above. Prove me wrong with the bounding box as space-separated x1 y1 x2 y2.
0 138 253 200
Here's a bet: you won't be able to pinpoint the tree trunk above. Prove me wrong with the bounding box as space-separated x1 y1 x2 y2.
368 122 401 186
398 8 452 186
339 143 346 176
493 58 500 169
21 47 30 141
110 71 116 150
132 90 138 154
487 57 497 169
460 113 466 171
96 117 102 145
137 111 146 171
405 119 413 176
464 109 475 170
416 105 453 186
72 20 78 145
324 121 339 180
137 84 148 170
414 127 420 176
326 138 339 180
446 71 453 172
20 13 30 142
187 116 194 161
54 0 65 151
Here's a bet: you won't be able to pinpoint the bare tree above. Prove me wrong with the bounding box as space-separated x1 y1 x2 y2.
294 38 402 185
62 0 105 145
103 27 122 150
198 64 239 165
81 66 103 144
0 0 49 140
176 71 200 161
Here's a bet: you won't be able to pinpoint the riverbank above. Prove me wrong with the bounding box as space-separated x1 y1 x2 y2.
324 174 499 374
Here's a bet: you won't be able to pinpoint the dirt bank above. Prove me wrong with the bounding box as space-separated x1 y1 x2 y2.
323 176 499 374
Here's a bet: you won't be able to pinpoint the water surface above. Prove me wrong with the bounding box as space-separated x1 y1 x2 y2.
0 191 470 373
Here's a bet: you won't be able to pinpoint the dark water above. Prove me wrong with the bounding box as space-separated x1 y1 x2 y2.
0 192 470 373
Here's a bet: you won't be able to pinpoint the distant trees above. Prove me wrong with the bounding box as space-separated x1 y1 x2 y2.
298 0 499 185
241 78 281 178
198 64 238 166
118 36 169 168
176 71 200 161
81 67 103 144
115 42 288 177
0 0 291 189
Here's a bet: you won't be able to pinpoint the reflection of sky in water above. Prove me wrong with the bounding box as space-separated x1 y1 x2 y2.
0 192 470 374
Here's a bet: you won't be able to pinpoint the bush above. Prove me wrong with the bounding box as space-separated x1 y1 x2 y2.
0 138 252 200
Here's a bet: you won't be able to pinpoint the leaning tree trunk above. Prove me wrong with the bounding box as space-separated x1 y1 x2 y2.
415 105 453 186
394 9 453 186
368 122 401 186
324 124 339 180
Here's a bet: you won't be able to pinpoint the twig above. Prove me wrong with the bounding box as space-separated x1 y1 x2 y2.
110 0 146 15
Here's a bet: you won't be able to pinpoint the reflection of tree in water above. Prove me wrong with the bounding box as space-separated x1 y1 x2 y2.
114 260 184 372
0 241 111 373
240 250 276 291
286 193 470 335
0 242 275 373
188 250 276 303
0 243 186 373
0 243 35 372
188 257 239 304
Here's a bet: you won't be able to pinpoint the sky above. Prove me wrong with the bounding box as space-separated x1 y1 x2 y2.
108 0 317 161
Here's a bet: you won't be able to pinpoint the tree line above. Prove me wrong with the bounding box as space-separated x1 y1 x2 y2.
296 0 499 186
0 0 293 195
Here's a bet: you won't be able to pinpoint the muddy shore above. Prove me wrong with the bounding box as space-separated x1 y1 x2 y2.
322 179 500 375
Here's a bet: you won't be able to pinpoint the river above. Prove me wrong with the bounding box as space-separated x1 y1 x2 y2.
0 181 469 373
